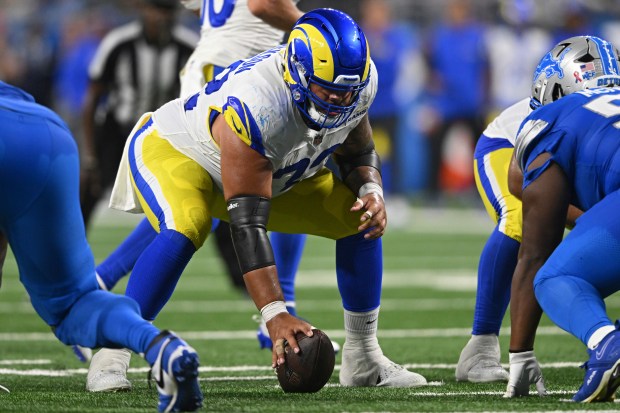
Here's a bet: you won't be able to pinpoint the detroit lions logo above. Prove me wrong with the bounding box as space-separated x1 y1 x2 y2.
533 46 572 81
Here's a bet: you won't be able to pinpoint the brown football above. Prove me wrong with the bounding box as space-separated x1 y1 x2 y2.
276 329 335 393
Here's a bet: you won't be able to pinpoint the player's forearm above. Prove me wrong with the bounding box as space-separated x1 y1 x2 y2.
248 0 303 31
343 166 383 199
509 257 544 352
243 266 285 311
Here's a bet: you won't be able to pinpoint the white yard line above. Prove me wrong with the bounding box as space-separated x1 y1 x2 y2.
0 361 586 377
0 326 570 342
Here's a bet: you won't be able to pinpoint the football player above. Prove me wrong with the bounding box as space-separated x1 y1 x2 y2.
510 39 620 402
85 0 316 391
456 36 615 390
0 80 202 412
90 8 428 389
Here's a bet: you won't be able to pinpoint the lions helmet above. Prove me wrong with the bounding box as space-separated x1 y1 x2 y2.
531 35 620 108
283 8 371 130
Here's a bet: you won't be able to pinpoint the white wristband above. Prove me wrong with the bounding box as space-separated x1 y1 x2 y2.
260 301 288 323
358 182 383 199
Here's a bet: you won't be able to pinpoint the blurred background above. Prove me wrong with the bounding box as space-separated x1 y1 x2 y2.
3 0 620 207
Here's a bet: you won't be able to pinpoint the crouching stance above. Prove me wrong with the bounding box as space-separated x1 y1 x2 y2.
0 81 202 412
88 8 427 391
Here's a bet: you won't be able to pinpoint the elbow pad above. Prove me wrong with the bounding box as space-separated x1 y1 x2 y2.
227 196 275 274
334 150 382 181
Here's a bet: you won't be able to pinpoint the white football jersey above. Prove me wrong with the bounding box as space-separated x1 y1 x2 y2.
193 0 299 68
482 98 532 146
152 47 378 196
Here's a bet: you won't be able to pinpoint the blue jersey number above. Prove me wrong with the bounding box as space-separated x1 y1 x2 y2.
583 94 620 129
201 0 235 28
273 144 340 192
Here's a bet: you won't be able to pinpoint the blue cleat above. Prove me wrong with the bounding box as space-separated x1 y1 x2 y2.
145 331 203 412
253 314 273 349
573 325 620 403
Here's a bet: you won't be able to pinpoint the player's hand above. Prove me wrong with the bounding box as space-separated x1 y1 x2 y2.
266 313 313 368
351 193 386 239
503 350 547 398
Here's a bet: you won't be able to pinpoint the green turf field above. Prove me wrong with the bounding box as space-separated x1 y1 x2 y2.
1 207 618 412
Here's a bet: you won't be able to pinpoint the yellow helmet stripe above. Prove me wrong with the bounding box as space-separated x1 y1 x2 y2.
362 40 371 81
293 23 335 82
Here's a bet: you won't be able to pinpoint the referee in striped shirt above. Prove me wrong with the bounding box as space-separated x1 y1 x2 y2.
80 0 197 230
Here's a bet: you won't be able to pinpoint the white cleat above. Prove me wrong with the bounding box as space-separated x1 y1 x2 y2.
86 348 132 392
71 345 93 363
340 341 427 387
455 334 509 383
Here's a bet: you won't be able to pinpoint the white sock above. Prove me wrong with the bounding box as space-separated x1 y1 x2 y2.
344 307 380 344
588 325 616 350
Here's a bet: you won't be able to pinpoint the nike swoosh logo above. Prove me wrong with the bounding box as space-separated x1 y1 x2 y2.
596 336 614 360
366 319 377 325
231 116 243 134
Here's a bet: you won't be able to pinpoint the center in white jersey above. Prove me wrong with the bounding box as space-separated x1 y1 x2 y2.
152 46 378 196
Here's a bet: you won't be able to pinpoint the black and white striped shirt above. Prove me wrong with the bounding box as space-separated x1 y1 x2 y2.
89 21 197 126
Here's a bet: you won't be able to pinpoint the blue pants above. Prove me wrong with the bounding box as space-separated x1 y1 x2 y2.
0 107 158 352
535 190 620 345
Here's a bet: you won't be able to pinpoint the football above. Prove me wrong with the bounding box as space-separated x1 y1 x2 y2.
276 329 336 393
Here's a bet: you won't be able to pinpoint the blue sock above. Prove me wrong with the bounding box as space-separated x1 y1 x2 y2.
336 232 382 312
271 232 306 317
125 229 196 321
472 227 520 335
54 290 159 353
96 218 156 290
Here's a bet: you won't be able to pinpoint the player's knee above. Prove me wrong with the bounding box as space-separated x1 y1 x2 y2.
169 218 211 249
533 267 556 295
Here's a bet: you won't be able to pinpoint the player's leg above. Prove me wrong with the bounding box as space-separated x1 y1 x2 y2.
266 168 426 387
534 190 620 402
87 116 215 391
456 146 518 383
95 217 156 290
270 232 306 316
0 113 202 410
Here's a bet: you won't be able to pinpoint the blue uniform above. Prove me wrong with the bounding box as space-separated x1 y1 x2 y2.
515 87 620 344
0 81 159 352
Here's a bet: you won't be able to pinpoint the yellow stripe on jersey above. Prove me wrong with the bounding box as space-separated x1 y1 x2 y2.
474 147 523 242
223 102 251 146
206 106 222 148
202 64 215 83
221 97 265 155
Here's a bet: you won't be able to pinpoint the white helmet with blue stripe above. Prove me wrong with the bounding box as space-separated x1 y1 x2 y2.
531 35 620 108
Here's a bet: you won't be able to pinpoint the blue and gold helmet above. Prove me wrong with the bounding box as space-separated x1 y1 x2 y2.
283 8 371 130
